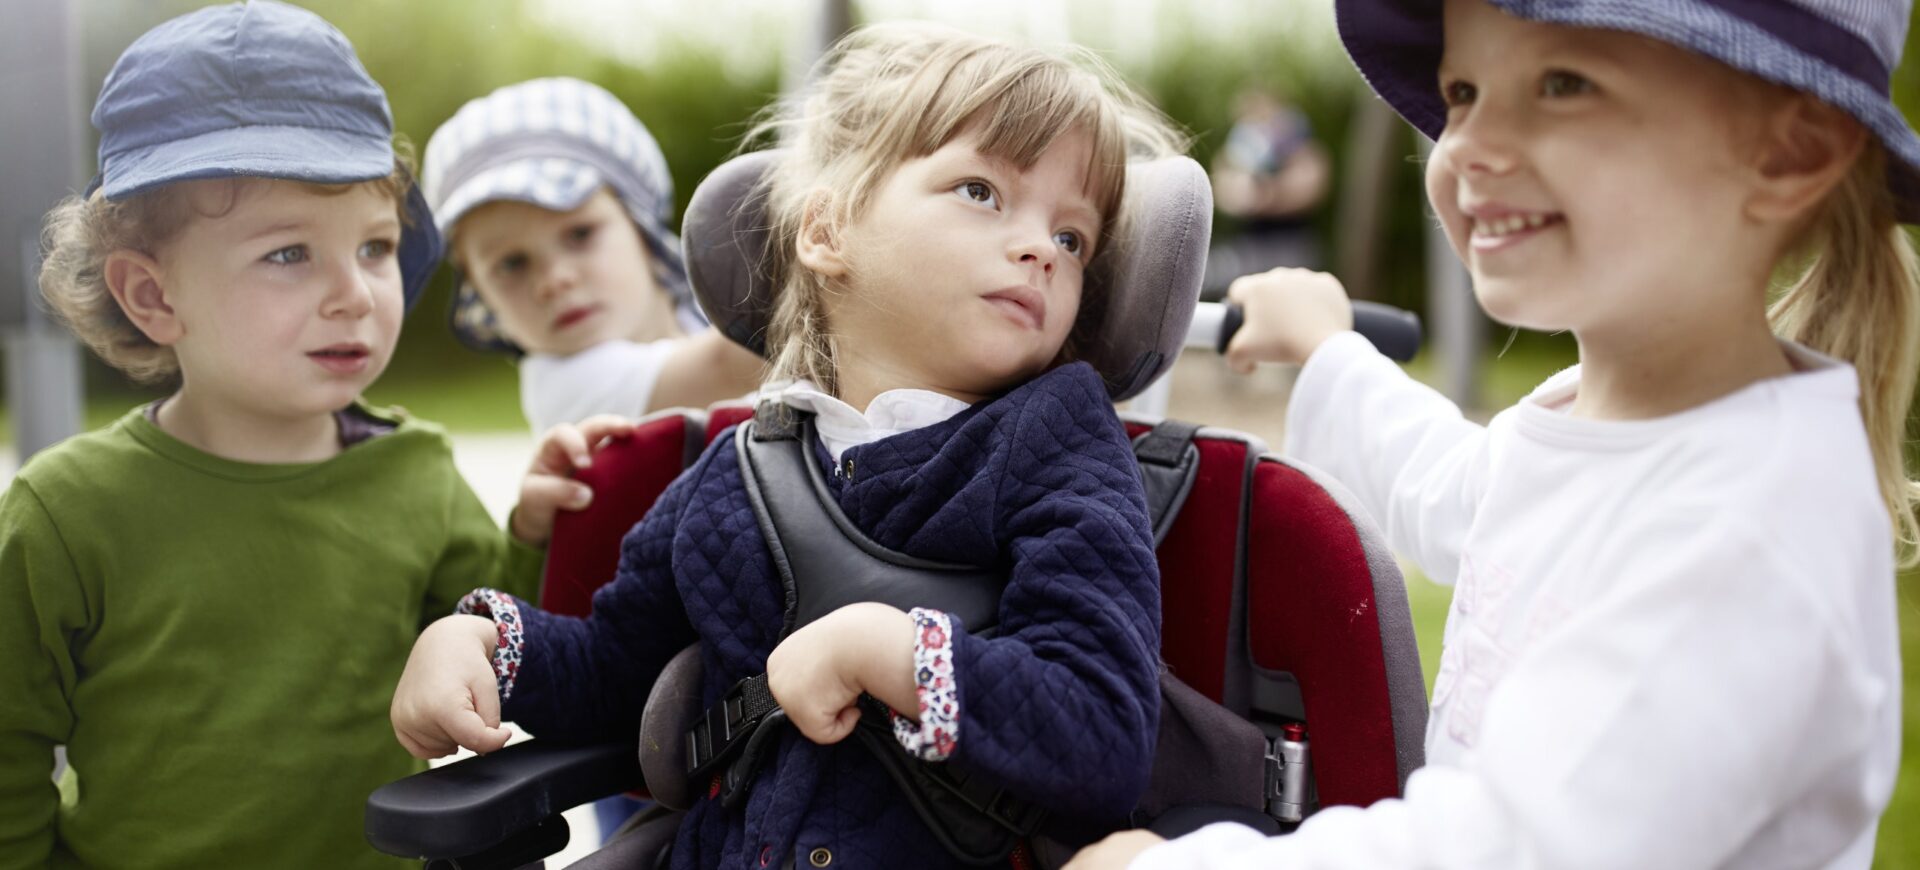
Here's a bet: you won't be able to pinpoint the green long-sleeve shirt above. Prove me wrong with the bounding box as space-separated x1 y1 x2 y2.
0 405 543 869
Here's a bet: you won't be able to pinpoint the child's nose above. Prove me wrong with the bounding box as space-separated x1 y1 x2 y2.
1018 251 1055 278
1442 105 1523 177
536 260 580 299
324 264 377 318
1011 231 1057 278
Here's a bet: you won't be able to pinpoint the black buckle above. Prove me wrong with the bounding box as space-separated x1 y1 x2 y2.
686 674 781 790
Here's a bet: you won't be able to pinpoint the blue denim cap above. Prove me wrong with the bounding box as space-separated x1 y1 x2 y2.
1336 0 1920 222
88 0 443 308
422 77 704 355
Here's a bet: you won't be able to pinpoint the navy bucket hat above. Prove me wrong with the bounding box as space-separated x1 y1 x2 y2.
88 0 443 308
1336 0 1920 222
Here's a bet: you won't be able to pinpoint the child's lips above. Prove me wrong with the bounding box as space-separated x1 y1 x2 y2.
308 343 371 374
982 286 1047 331
1466 208 1565 253
553 305 600 330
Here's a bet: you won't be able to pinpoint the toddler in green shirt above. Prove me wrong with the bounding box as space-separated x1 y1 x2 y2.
0 3 622 867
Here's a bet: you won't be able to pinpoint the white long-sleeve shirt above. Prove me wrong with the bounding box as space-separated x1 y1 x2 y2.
1136 332 1901 869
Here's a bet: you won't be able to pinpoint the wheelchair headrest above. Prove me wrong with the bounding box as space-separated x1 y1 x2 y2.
682 151 1212 402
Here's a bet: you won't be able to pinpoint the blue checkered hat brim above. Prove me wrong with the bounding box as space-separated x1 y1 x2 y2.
1336 0 1920 222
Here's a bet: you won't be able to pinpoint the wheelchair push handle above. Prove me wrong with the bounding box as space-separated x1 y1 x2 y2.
1188 300 1423 362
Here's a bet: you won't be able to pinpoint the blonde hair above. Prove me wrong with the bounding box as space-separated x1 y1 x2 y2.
37 159 415 385
1769 142 1920 567
750 23 1185 395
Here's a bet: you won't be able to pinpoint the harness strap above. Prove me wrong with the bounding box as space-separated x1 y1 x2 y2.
1132 420 1201 547
685 673 780 786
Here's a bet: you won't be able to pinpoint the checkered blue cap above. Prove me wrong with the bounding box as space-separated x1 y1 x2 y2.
422 77 701 354
88 0 442 308
1336 0 1920 222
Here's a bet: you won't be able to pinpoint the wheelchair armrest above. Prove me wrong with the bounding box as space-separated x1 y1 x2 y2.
365 739 641 860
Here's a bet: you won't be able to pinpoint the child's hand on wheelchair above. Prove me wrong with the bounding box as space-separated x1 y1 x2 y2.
767 602 919 745
510 414 638 545
1223 266 1355 372
391 614 513 759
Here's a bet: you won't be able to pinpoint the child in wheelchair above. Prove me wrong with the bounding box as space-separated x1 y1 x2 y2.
391 22 1189 869
420 77 764 434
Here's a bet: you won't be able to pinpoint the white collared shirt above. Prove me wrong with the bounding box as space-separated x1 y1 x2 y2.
773 381 973 462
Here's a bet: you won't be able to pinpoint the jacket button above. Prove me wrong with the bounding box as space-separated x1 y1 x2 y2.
808 847 833 867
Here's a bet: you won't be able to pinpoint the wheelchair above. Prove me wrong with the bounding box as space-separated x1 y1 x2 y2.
365 151 1429 869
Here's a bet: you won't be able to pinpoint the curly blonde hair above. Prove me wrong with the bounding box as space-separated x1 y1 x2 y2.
748 23 1186 396
37 161 414 385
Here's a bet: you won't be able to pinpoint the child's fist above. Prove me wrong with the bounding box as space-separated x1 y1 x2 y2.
767 603 917 746
1223 267 1354 373
510 414 638 545
391 615 513 759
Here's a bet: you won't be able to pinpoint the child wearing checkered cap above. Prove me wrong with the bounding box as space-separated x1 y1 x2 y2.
423 77 764 434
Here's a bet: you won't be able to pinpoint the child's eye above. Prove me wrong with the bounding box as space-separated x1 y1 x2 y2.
359 239 396 260
1540 70 1594 98
496 253 529 277
1054 230 1086 258
264 245 308 266
955 180 998 208
1442 79 1478 107
566 223 597 245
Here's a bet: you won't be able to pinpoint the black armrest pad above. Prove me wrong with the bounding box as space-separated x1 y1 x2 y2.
365 739 642 859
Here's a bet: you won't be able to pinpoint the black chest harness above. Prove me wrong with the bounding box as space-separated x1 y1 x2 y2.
653 404 1212 865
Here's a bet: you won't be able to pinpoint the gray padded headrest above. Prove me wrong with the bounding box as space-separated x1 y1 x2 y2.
682 151 1212 402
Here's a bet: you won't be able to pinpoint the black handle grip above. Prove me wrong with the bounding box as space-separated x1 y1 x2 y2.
1351 301 1423 362
1217 301 1423 363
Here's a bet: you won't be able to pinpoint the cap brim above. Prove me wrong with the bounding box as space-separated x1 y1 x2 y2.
100 123 443 309
99 123 393 200
432 158 605 235
1336 0 1920 222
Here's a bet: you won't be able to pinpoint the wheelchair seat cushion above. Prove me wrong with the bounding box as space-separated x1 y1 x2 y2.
681 151 1211 402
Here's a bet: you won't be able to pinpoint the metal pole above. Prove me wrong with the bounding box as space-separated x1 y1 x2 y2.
1416 138 1483 409
784 0 855 98
2 0 87 461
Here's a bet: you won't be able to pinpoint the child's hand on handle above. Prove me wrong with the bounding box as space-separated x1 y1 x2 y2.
1223 267 1355 373
391 614 513 759
510 414 638 546
766 602 918 745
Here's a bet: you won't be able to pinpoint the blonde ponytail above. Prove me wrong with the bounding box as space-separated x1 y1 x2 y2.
1769 144 1920 566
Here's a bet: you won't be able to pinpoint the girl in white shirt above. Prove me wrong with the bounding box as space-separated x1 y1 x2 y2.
1070 0 1917 867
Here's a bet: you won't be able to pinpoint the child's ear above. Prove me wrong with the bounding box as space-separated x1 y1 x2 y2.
795 189 849 279
102 249 184 345
1744 94 1868 224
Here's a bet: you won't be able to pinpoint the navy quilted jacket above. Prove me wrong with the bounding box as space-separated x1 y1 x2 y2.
504 362 1162 869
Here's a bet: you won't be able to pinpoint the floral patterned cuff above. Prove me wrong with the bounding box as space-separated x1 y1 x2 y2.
455 588 525 702
889 607 959 761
